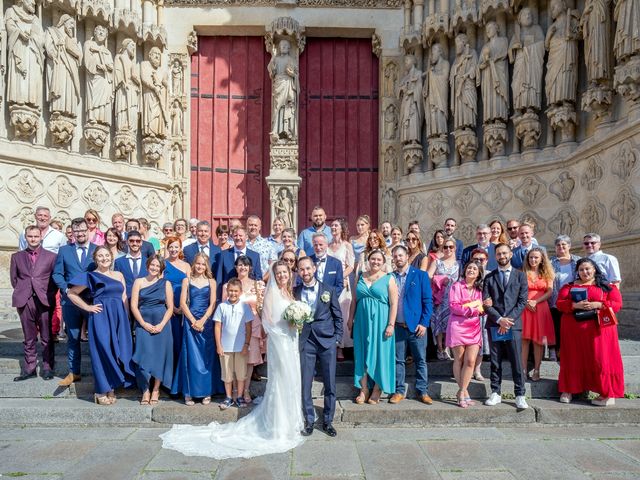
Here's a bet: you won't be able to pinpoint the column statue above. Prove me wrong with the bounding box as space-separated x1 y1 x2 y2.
171 58 184 96
114 38 140 160
397 54 424 173
423 43 450 166
141 46 169 166
613 0 640 106
268 39 298 144
450 33 478 163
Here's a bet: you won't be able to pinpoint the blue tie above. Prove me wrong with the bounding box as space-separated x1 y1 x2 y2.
79 246 87 265
501 270 508 288
132 258 139 277
302 285 315 291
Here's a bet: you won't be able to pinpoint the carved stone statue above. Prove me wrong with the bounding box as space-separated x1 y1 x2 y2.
170 185 183 219
581 0 613 84
5 0 45 138
170 144 183 179
274 187 294 228
45 14 82 146
384 61 399 96
170 99 183 136
384 104 398 140
84 25 114 126
397 54 424 145
614 0 640 62
268 39 298 144
509 8 544 112
424 44 449 137
171 58 184 96
114 38 140 159
478 21 509 123
450 33 478 163
141 46 169 139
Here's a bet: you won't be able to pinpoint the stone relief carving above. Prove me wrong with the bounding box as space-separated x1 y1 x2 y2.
383 146 398 181
384 61 399 97
170 99 184 137
82 180 109 210
48 175 78 208
143 190 164 218
53 210 71 229
580 197 607 232
274 186 295 228
270 145 298 170
10 206 36 235
514 175 546 206
482 180 512 211
169 185 183 219
382 188 397 222
170 56 184 97
426 191 451 218
450 33 478 163
424 44 449 166
114 185 139 215
371 33 382 58
580 156 604 190
6 0 45 139
7 169 44 203
170 144 184 179
166 0 402 5
407 195 422 221
611 187 639 231
549 171 576 201
268 39 299 144
612 141 638 181
141 47 169 165
0 214 7 230
384 103 399 140
186 30 198 55
114 38 140 160
457 218 476 245
45 14 82 146
453 185 478 215
519 211 546 235
548 206 578 236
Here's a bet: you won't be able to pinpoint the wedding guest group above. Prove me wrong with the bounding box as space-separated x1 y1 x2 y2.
11 204 626 414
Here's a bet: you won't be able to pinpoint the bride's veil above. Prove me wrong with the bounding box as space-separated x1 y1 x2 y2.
260 272 291 337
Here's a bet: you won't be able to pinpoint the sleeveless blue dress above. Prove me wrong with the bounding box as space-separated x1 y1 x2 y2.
132 280 174 390
69 271 135 394
164 262 187 365
171 282 225 397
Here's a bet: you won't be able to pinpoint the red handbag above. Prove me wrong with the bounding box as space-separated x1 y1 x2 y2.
598 306 618 328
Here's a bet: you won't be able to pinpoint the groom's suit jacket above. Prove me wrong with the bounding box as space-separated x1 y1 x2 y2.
294 281 343 349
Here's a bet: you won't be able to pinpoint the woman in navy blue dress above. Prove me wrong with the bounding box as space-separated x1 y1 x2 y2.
67 246 135 405
171 252 223 405
131 255 175 405
163 237 190 365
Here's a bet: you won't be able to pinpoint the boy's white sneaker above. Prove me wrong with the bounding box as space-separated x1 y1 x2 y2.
515 396 529 410
484 393 501 406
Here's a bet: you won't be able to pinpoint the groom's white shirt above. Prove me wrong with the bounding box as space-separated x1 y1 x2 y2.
301 281 319 311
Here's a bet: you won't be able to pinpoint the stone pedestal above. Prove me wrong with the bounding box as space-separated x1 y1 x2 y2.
403 142 423 174
9 104 40 141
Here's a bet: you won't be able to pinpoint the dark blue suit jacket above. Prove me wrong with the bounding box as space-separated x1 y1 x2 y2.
183 240 221 271
214 248 263 299
511 244 547 270
482 267 528 330
52 243 97 305
113 256 148 299
461 243 498 271
397 266 433 331
309 254 344 297
294 281 343 349
122 240 156 259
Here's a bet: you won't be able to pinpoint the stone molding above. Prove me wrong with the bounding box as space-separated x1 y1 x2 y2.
165 0 402 7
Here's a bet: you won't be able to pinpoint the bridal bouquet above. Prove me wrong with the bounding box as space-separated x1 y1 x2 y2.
283 301 314 332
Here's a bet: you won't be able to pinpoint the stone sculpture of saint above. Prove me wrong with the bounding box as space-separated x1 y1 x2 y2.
5 0 45 108
613 0 640 62
268 39 298 143
84 25 114 125
44 14 82 117
508 7 545 111
170 100 183 136
274 187 294 228
581 0 612 83
423 43 450 137
477 21 509 123
397 54 424 145
114 38 140 135
545 0 580 105
450 33 478 130
141 47 169 138
171 58 184 96
384 104 398 140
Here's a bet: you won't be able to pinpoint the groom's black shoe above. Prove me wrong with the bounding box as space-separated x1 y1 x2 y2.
322 423 337 437
301 423 314 436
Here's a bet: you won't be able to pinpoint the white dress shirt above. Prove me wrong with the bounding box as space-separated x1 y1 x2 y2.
19 226 67 254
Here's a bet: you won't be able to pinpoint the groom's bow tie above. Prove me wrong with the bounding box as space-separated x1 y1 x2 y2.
302 284 316 291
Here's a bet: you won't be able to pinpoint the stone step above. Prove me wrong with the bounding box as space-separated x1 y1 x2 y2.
0 373 77 398
0 396 638 427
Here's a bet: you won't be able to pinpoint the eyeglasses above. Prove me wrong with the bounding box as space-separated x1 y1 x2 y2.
85 218 97 223
477 232 490 236
283 258 296 263
583 241 598 245
508 226 520 230
443 245 455 250
128 239 142 244
472 257 488 262
73 229 88 234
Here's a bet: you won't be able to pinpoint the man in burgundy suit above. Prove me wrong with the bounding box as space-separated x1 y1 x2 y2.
10 226 58 381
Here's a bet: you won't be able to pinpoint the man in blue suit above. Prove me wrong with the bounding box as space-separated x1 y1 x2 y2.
123 218 155 259
308 233 343 297
52 218 96 386
461 224 498 270
388 245 434 404
511 223 545 270
295 257 343 437
428 218 464 262
214 225 262 300
113 231 148 300
183 221 221 272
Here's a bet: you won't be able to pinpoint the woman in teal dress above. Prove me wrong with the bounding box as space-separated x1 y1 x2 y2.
349 250 398 404
130 255 175 405
163 237 190 365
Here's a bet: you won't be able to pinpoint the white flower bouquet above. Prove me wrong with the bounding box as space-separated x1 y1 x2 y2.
283 301 314 332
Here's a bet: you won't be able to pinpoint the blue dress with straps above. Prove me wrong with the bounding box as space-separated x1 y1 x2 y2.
164 262 187 365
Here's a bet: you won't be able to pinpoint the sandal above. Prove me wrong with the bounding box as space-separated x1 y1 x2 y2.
94 394 112 406
355 388 369 405
243 393 252 405
456 391 468 408
140 391 151 405
464 397 476 406
185 396 195 406
150 390 160 405
202 396 211 405
367 387 381 405
530 370 541 382
107 391 117 404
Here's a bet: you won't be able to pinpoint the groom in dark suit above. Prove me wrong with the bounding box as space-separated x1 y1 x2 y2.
294 257 343 437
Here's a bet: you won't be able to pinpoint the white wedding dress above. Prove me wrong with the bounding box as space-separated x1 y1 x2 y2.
160 280 305 458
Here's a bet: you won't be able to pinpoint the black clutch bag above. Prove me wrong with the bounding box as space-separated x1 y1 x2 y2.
574 309 598 321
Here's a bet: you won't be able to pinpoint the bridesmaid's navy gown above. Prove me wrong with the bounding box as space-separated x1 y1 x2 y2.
171 282 225 397
69 272 135 394
132 280 174 390
164 262 187 365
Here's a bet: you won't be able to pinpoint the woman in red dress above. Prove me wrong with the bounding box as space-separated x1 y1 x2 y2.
556 258 624 406
521 247 555 381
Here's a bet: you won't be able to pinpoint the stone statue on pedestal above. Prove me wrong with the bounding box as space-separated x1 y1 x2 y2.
398 54 424 145
114 38 140 159
424 43 449 166
141 47 169 139
450 33 479 163
268 39 298 144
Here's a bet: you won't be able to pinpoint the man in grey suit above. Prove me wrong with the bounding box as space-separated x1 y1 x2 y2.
482 243 529 410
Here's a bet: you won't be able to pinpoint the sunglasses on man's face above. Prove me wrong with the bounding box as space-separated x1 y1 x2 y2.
583 241 598 245
507 226 519 230
443 245 455 250
129 239 142 244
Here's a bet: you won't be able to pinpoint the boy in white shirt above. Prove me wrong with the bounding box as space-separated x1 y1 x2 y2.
214 278 253 409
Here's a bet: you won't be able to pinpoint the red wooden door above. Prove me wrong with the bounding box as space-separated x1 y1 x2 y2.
298 38 379 229
190 36 271 231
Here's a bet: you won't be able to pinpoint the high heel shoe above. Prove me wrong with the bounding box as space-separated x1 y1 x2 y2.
367 388 381 405
94 394 112 406
530 369 541 382
355 388 369 404
107 391 117 404
140 391 151 405
150 390 160 405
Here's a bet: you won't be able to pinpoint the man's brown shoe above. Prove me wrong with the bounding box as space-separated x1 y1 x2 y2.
58 373 81 386
389 393 405 404
419 394 433 405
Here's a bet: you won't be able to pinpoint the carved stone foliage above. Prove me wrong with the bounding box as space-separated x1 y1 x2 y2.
482 180 512 211
611 187 639 232
426 191 451 219
7 169 44 203
82 180 109 210
580 197 607 232
48 176 78 208
580 156 604 190
549 171 576 202
143 190 165 218
612 141 639 181
114 185 139 215
453 185 479 216
548 206 578 236
514 175 546 207
270 145 298 171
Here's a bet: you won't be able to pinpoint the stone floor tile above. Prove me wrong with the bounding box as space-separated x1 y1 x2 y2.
213 452 291 480
499 426 640 440
137 472 213 480
500 441 596 479
146 446 220 473
0 426 135 442
603 440 640 462
292 440 362 477
549 439 640 473
351 427 505 441
439 472 517 480
0 440 97 473
421 440 507 471
357 441 441 480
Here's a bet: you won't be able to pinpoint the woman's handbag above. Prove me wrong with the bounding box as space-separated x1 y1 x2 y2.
597 305 619 328
574 309 598 321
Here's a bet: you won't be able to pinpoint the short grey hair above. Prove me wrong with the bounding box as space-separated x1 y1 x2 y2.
554 234 572 246
476 223 490 231
584 233 601 242
196 221 210 230
35 206 51 214
312 232 328 242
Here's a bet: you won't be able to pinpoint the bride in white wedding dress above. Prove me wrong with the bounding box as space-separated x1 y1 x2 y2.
160 261 305 458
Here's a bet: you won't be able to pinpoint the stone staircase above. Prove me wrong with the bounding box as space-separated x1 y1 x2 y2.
1 319 639 427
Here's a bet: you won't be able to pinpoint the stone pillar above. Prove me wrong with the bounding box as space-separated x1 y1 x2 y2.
264 17 305 231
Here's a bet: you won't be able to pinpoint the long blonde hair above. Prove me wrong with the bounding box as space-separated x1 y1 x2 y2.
523 247 555 286
190 252 213 279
